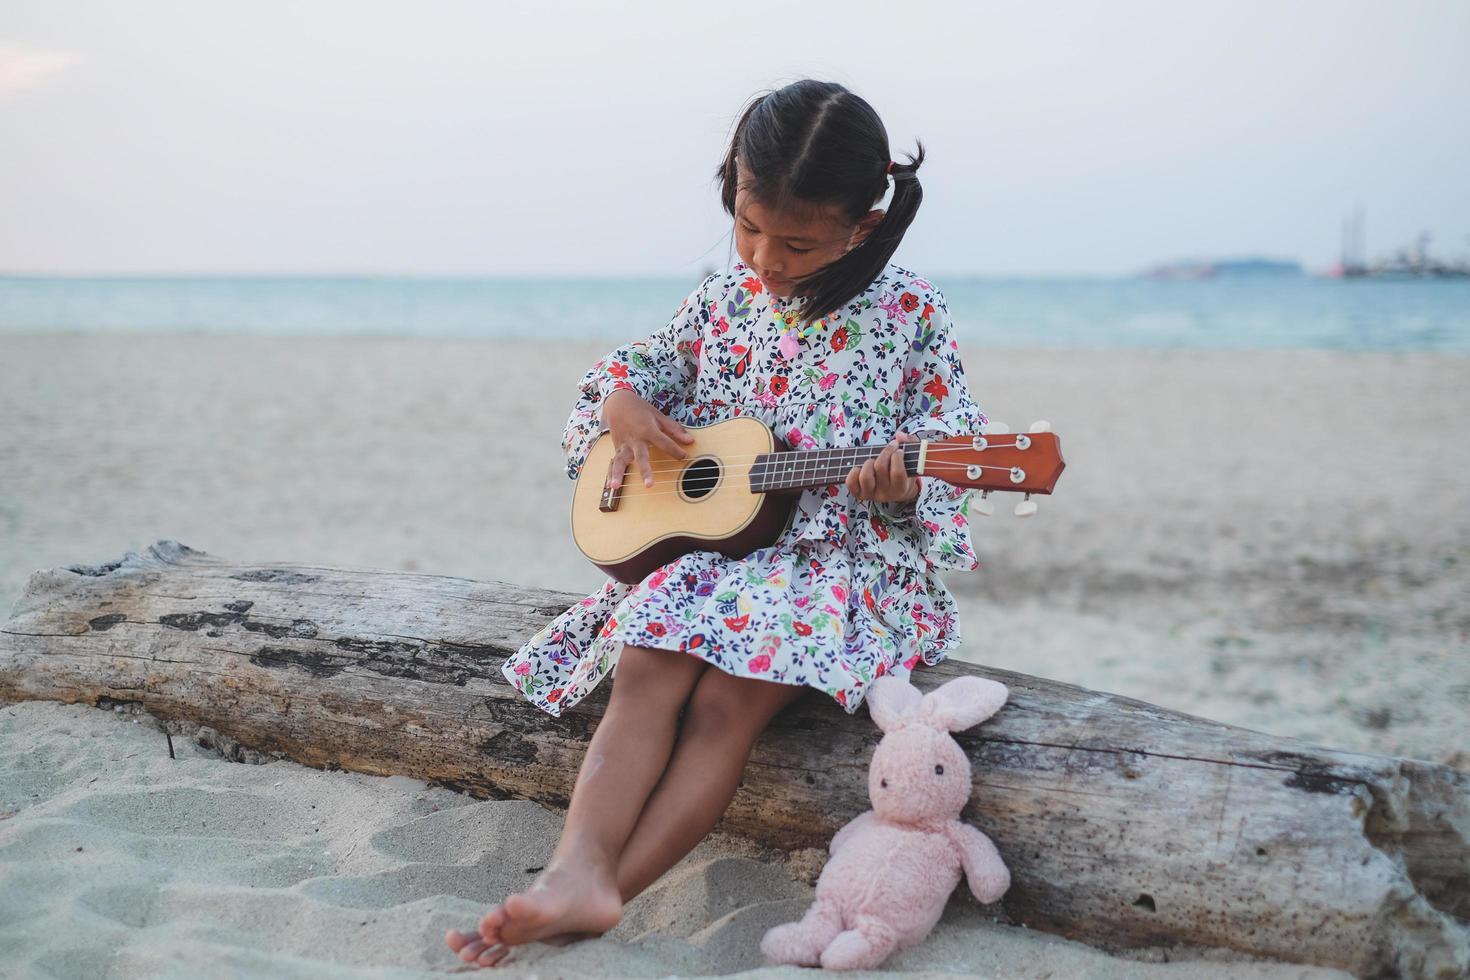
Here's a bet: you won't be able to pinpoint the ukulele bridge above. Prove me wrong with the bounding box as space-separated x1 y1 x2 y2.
599 482 623 512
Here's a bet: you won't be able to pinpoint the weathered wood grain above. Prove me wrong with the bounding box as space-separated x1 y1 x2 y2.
1 540 1465 977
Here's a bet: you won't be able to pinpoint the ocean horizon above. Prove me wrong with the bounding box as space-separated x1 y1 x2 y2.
1 273 1467 352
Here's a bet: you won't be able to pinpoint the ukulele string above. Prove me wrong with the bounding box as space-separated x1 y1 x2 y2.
600 459 1015 499
594 441 1034 479
599 454 1023 489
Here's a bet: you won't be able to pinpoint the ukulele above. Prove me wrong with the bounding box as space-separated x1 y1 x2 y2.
571 416 1065 584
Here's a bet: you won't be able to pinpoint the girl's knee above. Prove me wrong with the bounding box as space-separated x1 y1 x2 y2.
684 670 804 738
609 644 704 711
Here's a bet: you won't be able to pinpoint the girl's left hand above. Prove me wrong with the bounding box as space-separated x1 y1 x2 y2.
846 431 921 503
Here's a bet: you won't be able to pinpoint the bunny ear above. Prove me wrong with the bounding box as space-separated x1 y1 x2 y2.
866 675 923 732
918 677 1009 732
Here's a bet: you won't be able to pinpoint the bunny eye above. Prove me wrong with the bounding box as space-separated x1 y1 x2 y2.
934 764 944 775
880 778 888 788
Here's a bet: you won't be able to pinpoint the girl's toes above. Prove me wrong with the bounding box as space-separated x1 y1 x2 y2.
457 938 490 963
445 928 477 954
477 944 511 968
479 903 508 942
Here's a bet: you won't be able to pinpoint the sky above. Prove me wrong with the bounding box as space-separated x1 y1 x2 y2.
2 1 1467 278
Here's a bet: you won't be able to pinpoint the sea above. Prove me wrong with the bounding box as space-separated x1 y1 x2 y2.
1 274 1467 352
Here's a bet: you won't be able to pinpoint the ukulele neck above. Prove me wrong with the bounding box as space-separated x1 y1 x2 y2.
750 442 924 494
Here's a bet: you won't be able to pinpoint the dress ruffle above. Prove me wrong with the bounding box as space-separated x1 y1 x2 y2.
501 540 963 717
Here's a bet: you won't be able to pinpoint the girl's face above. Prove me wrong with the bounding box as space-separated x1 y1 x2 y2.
734 159 884 299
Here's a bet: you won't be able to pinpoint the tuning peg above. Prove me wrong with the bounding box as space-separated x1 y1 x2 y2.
1014 494 1038 518
1029 420 1051 433
973 491 994 517
981 421 1009 435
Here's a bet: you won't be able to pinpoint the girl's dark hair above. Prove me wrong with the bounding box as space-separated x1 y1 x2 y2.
715 80 924 326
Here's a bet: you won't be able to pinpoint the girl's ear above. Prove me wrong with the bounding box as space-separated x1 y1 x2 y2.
848 209 885 250
866 675 922 732
918 677 1009 732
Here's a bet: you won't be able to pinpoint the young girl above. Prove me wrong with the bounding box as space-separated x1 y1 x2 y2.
447 79 988 968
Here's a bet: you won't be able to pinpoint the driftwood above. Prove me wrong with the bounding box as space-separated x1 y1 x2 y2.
1 540 1466 978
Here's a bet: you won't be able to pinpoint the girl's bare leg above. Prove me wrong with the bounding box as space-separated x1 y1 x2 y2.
446 645 705 968
612 667 808 903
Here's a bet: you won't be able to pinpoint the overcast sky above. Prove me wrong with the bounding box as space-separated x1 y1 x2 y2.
2 1 1467 277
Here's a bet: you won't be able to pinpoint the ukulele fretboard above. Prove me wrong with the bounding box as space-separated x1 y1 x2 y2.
749 442 922 494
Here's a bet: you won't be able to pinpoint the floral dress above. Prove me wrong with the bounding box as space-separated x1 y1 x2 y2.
502 259 989 717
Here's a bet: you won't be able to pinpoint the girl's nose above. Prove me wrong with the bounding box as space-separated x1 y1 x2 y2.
751 244 781 276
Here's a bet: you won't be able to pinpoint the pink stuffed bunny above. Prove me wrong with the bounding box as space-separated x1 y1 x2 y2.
760 674 1011 971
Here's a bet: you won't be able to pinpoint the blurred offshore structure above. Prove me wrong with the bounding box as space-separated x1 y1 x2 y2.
1138 257 1302 280
1330 206 1470 279
1139 210 1470 281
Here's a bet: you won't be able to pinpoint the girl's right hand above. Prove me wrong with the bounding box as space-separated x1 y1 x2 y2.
601 389 697 490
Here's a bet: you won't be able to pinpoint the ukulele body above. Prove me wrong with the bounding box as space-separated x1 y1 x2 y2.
571 416 798 585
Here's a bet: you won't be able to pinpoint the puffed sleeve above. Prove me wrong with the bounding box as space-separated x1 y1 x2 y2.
882 286 991 571
560 273 714 480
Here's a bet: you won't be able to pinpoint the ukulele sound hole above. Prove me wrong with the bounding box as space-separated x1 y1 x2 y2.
679 457 721 500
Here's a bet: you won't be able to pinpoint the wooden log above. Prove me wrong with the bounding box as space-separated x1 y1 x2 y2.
1 540 1465 977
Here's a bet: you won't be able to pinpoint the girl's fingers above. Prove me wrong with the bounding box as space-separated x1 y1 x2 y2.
888 442 907 485
870 443 898 500
604 428 684 492
656 435 686 459
605 447 631 490
654 430 688 460
846 466 862 499
634 443 654 488
661 415 697 444
866 450 885 498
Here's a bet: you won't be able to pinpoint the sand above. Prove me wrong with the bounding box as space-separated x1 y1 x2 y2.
2 330 1466 977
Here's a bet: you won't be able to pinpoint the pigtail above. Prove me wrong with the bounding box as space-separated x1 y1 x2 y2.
789 141 925 326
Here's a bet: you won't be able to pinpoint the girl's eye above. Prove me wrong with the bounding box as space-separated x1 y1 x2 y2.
740 224 814 254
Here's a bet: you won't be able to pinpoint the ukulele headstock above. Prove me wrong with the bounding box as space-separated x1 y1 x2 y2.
920 421 1065 517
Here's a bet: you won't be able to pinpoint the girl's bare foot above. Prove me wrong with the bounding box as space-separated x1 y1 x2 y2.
444 859 622 968
495 861 623 945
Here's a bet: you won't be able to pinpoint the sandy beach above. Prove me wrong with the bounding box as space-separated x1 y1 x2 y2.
2 331 1466 978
